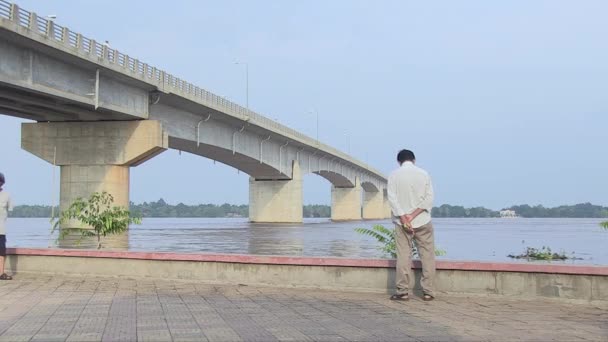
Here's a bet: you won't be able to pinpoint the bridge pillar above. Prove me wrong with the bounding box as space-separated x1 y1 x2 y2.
383 190 392 219
362 189 385 220
249 161 303 223
331 178 362 221
21 121 168 248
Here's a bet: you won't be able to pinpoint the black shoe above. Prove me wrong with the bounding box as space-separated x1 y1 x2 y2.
390 293 409 301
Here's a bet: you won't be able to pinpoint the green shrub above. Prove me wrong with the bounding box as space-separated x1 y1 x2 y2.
52 191 141 249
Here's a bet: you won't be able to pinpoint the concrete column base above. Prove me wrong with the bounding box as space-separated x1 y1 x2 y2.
57 165 131 248
363 190 384 220
331 178 361 221
22 121 168 248
60 165 130 209
249 161 303 223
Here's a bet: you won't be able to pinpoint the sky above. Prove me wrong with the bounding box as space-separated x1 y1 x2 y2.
1 0 607 209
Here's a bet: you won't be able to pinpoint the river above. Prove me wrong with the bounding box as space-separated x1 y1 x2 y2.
6 217 608 265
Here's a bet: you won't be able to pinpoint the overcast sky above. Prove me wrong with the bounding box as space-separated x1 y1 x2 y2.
1 0 606 209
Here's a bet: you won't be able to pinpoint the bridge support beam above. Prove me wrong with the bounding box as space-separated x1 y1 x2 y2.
331 178 362 221
249 161 303 223
362 189 385 220
21 121 168 248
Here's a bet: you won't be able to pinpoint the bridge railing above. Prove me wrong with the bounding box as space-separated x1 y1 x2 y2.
0 0 385 181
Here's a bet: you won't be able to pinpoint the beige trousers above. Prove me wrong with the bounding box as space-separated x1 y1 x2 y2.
395 221 436 296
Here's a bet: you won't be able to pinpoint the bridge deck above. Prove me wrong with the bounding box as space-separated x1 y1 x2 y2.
0 274 605 341
0 0 387 187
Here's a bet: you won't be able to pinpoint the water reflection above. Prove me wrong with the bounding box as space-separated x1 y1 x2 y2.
55 230 129 250
329 239 362 257
247 223 304 256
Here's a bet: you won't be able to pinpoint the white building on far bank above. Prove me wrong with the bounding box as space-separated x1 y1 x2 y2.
500 210 518 218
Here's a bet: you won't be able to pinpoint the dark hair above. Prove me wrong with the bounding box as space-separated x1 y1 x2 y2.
397 149 415 163
0 172 4 186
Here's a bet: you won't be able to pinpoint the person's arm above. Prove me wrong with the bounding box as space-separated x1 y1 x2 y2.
387 175 405 218
388 174 413 229
7 195 13 212
406 208 426 222
406 176 434 222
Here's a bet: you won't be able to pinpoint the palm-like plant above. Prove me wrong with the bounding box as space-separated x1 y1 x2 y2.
355 224 446 258
601 221 608 230
52 191 141 249
355 225 397 258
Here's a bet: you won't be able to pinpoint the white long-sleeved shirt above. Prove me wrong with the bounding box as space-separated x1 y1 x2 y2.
0 191 13 235
387 161 434 229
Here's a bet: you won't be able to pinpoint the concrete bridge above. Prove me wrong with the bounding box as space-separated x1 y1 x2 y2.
0 1 389 223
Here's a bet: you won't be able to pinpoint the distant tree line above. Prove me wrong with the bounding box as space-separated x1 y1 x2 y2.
303 204 331 218
431 203 608 218
10 205 57 218
8 199 329 218
8 200 608 219
431 205 499 218
129 199 248 218
507 203 608 218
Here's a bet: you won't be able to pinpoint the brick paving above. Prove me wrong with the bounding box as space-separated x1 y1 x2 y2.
0 275 606 341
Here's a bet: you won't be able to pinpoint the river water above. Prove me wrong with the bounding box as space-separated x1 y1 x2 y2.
6 217 608 265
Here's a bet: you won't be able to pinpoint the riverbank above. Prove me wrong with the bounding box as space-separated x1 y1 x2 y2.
5 248 608 303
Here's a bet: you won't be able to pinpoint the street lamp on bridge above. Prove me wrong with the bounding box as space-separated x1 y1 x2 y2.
307 109 319 146
234 61 249 112
344 130 350 154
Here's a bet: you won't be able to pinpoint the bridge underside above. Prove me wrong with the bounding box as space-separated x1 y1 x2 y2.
312 171 353 188
169 137 283 180
0 83 132 122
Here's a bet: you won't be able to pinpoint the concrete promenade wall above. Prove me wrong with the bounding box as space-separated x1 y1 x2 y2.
6 248 607 302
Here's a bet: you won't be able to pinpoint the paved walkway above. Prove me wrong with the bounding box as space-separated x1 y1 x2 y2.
0 275 605 341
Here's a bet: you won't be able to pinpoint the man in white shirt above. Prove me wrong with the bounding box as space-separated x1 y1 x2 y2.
0 172 13 280
387 150 435 301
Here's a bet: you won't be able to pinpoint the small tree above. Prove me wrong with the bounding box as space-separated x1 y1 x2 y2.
601 221 608 230
355 224 446 258
52 191 141 249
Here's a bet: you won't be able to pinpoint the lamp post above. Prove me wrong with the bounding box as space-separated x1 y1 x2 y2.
234 61 249 111
307 109 319 146
344 130 350 154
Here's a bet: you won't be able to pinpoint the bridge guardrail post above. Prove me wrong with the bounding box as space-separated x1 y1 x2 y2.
27 11 37 31
75 33 82 51
9 3 17 22
61 27 69 43
89 39 96 56
45 17 53 38
102 44 108 60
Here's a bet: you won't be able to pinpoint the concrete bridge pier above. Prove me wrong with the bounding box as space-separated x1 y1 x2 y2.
383 190 392 219
249 161 303 223
362 189 385 220
21 121 168 247
331 178 362 221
